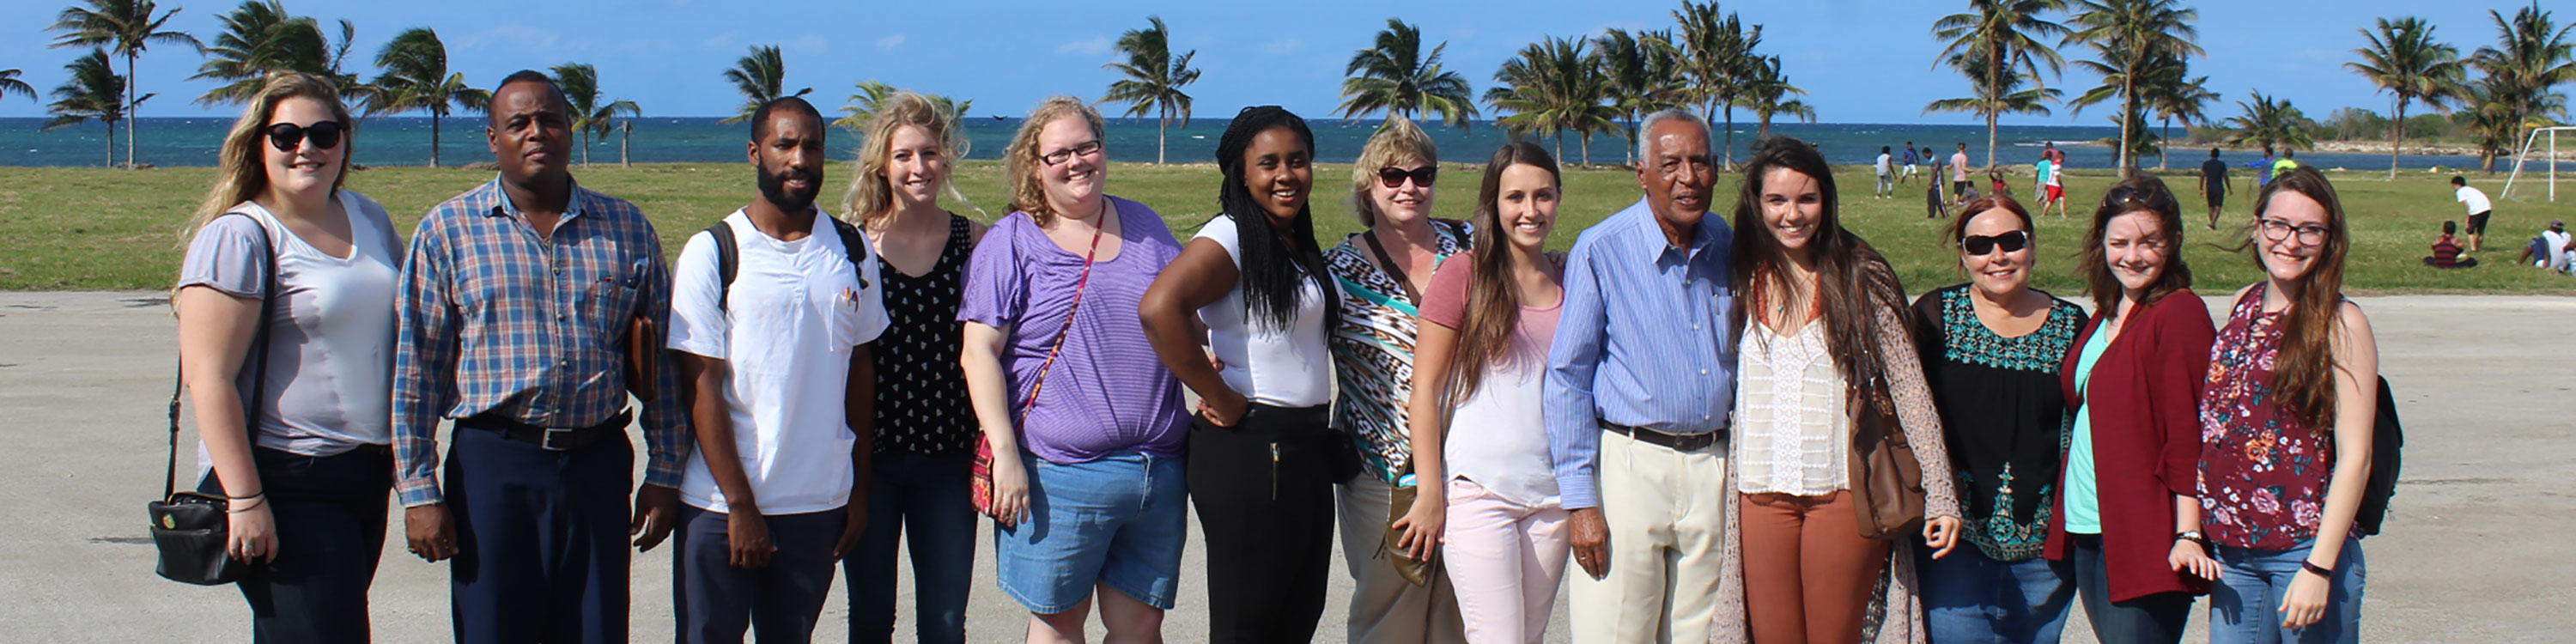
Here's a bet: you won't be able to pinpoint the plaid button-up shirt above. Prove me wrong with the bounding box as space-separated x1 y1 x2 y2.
392 177 690 507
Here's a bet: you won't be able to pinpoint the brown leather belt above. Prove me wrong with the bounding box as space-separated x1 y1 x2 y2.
1599 419 1726 452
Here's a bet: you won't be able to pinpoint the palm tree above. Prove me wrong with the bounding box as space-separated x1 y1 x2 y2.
620 120 634 167
1101 15 1200 164
369 27 488 168
834 80 970 130
48 0 201 168
2348 16 2470 180
2223 89 2316 155
42 50 125 167
191 0 322 105
1486 37 1622 165
1737 55 1815 140
2460 71 2565 172
2140 52 2218 170
1932 0 2069 169
2065 0 2202 178
1656 2 1764 168
1593 27 1683 166
722 45 811 125
1337 18 1479 128
2470 3 2575 167
551 63 640 167
0 69 34 104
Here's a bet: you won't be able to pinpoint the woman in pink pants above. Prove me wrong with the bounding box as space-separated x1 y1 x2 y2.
1394 140 1570 644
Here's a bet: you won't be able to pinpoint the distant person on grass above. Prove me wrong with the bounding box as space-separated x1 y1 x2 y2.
2272 149 2300 180
2524 219 2572 272
1903 142 1922 185
174 71 401 642
665 96 889 644
1952 143 1973 205
1927 170 1951 220
2425 221 2476 268
2452 176 2493 252
2043 151 2069 218
1876 146 1896 199
392 70 690 644
2200 148 2232 229
2249 147 2277 190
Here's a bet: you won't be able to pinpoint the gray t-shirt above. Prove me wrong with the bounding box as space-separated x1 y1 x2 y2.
178 191 403 460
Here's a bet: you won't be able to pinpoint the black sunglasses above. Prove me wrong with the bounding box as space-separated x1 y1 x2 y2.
1376 165 1437 189
1961 229 2031 255
264 121 344 152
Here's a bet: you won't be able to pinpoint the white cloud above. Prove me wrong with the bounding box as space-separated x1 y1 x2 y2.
1058 36 1112 56
876 34 906 51
1262 38 1303 55
785 36 829 55
458 24 562 52
699 30 744 52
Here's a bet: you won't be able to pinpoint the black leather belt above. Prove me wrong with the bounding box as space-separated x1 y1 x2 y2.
459 410 631 452
1599 420 1726 452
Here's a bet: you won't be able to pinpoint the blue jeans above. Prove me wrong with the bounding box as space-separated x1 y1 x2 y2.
1917 543 2075 644
2068 534 2193 644
994 451 1188 613
844 450 977 644
2209 537 2366 644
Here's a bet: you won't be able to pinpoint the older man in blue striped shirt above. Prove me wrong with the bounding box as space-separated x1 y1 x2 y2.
1546 110 1738 644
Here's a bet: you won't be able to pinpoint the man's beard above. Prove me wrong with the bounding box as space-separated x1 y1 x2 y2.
757 163 822 214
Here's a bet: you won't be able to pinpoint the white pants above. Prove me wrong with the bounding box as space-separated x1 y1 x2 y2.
1566 429 1729 644
1339 475 1469 644
1443 478 1570 644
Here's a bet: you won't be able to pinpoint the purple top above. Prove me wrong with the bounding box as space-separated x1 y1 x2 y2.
958 196 1189 463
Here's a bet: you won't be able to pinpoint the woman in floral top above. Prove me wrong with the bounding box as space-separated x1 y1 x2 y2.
1323 114 1472 642
2197 167 2379 644
1909 195 2087 643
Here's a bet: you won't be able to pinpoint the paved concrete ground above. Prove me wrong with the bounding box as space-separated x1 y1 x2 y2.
3 291 2569 643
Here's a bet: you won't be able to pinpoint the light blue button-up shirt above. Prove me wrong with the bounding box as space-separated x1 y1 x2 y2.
1544 197 1739 510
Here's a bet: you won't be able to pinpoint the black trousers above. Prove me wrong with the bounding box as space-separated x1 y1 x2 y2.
674 505 848 644
198 445 393 643
446 425 633 644
1188 403 1340 644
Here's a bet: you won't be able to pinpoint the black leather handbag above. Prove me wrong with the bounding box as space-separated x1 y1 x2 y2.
149 212 275 586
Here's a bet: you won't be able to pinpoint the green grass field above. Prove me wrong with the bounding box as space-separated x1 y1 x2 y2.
3 161 2572 295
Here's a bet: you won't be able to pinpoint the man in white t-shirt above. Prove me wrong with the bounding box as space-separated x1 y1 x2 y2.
1874 146 1895 198
2453 175 2494 252
665 97 890 642
2541 219 2573 273
1951 143 1974 205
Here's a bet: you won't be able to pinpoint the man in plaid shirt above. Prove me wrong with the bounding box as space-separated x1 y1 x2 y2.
390 70 690 643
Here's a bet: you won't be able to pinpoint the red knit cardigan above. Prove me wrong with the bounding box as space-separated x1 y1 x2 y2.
2046 289 2215 602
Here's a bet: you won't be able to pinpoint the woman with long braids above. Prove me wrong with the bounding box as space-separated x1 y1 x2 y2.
1710 137 1964 644
1141 106 1341 643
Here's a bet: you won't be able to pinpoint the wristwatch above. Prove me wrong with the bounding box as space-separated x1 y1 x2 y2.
2173 530 2214 550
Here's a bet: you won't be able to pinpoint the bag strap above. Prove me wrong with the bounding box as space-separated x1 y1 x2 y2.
168 212 278 498
1020 208 1110 422
827 216 872 290
706 222 739 313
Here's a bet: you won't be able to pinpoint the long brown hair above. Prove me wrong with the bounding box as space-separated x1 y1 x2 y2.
1001 96 1106 227
2076 175 2194 313
2245 166 2351 428
179 72 354 251
842 90 977 226
1443 141 1559 403
1728 137 1911 386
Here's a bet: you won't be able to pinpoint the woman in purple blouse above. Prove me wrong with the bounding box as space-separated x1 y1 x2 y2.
957 96 1191 643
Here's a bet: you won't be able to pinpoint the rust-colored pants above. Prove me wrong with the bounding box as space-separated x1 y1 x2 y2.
1737 490 1892 644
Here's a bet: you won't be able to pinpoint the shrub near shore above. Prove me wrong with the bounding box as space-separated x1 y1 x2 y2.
1 161 2570 294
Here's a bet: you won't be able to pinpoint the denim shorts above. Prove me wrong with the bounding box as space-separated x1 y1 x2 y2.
993 451 1187 613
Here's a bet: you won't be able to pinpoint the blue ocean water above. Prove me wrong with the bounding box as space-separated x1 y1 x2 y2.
0 115 2488 171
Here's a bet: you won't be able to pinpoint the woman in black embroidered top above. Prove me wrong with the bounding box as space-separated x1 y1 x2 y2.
836 90 988 644
1908 195 2088 644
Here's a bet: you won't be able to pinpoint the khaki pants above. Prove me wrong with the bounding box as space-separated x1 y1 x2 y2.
1567 429 1729 644
1337 474 1468 644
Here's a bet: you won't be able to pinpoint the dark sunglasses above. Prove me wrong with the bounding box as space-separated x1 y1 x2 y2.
1961 229 2031 255
264 121 344 152
1376 165 1437 189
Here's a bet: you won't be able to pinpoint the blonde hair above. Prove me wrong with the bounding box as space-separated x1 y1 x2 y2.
1348 114 1437 228
841 90 977 227
1003 96 1107 227
180 72 354 252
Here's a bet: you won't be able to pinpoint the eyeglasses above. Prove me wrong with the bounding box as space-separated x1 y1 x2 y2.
264 121 343 152
1961 230 2031 255
1041 140 1103 167
1376 165 1437 189
2258 217 2330 246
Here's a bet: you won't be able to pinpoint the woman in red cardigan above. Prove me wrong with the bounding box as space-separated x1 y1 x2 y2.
2049 175 2221 644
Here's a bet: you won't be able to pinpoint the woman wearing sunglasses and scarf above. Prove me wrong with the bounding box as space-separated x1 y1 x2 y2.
1908 195 2088 643
172 71 403 641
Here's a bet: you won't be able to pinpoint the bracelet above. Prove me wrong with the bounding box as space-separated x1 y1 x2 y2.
2300 560 2334 579
226 495 267 513
2172 530 2213 551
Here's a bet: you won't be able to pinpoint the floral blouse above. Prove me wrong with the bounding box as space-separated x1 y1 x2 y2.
2197 283 2341 550
1325 222 1469 483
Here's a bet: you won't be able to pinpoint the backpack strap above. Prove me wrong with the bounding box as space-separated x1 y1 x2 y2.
828 216 872 290
705 222 739 313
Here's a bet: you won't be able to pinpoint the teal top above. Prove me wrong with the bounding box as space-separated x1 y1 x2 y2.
2063 324 2113 534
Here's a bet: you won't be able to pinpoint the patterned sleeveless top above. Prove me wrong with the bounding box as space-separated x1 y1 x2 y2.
2198 283 2340 550
1912 284 2087 561
1325 222 1470 483
870 214 979 454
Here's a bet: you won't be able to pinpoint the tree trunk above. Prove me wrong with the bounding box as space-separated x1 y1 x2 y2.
581 130 592 167
1553 133 1564 164
104 119 115 167
1985 36 2002 169
1625 111 1639 167
2160 116 2172 171
2118 77 2136 179
124 52 137 169
429 109 442 168
1986 111 2000 175
1721 103 1737 170
1581 131 1594 167
2388 97 2406 181
1157 106 1169 165
621 121 632 167
1704 100 1722 162
1759 113 1773 140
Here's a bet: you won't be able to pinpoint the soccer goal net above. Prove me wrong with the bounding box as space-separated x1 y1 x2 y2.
2503 125 2576 203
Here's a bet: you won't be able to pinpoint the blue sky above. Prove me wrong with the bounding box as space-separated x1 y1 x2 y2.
0 0 2556 125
